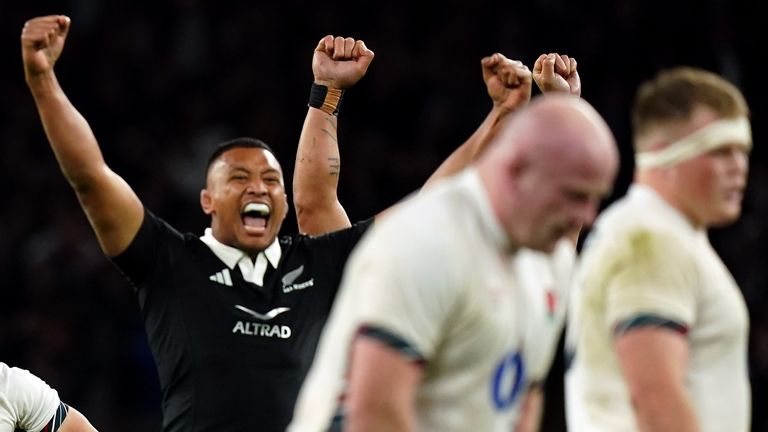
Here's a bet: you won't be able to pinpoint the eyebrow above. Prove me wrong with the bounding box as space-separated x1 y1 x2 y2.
226 166 250 175
226 165 282 175
260 167 282 176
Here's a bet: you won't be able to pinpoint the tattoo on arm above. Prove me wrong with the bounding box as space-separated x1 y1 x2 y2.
320 116 338 142
328 157 340 176
324 116 337 131
321 128 337 142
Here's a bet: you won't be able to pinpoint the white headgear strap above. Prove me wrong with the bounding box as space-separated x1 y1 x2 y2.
635 116 752 169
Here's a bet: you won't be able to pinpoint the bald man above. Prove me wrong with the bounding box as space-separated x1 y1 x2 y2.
288 94 619 432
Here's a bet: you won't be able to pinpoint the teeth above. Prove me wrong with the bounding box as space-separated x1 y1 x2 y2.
243 203 270 216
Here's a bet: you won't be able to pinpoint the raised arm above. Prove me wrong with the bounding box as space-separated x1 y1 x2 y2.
293 35 374 235
533 52 582 245
421 53 532 189
22 15 143 257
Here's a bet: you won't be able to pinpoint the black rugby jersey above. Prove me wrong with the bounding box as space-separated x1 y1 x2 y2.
112 210 372 432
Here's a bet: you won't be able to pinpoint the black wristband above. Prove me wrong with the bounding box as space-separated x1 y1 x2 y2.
308 83 345 116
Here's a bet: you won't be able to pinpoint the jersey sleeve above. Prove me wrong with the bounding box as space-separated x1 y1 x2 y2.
298 218 374 297
601 228 698 333
303 218 373 259
341 220 463 361
110 209 185 306
0 363 60 432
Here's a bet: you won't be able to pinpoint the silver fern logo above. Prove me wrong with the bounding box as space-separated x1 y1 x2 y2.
281 265 314 293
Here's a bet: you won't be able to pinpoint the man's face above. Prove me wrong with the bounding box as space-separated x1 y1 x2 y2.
664 108 750 228
512 150 616 253
674 144 749 227
201 147 288 255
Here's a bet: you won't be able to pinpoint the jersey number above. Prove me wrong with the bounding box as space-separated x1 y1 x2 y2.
491 351 525 410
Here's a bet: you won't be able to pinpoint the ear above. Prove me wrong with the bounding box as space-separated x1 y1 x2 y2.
279 192 289 222
201 189 214 215
507 152 528 188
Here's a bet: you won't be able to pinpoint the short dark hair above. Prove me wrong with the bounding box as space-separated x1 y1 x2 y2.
205 137 277 175
631 67 749 151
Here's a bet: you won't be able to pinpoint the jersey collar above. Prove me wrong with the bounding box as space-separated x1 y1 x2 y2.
200 228 281 285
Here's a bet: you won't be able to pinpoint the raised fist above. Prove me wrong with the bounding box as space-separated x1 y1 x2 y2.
21 15 71 81
312 35 375 89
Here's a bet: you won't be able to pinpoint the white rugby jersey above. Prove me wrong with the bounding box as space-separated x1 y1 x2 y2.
289 169 574 432
0 362 60 432
565 184 750 432
514 239 574 384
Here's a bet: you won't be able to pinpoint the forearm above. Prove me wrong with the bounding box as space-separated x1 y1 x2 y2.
293 106 350 234
422 105 509 189
515 385 544 432
294 107 341 205
27 72 108 190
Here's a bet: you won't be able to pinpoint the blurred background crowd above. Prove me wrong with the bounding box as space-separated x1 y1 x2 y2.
1 0 765 430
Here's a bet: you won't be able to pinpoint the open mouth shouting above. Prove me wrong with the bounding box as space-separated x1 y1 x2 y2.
242 202 270 233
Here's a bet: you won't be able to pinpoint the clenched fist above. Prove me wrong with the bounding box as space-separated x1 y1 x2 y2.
21 15 71 81
312 35 375 89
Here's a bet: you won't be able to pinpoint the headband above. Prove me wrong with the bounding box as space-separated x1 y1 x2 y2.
635 116 751 169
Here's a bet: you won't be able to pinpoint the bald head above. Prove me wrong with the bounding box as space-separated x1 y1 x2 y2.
477 94 619 252
483 94 618 170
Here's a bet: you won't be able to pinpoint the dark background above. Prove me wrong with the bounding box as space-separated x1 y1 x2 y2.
1 1 766 430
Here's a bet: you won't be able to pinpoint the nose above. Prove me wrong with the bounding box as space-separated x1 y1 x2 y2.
246 179 268 195
575 200 599 228
730 149 749 177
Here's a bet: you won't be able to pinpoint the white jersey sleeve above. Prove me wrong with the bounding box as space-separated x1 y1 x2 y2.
514 239 575 382
345 218 465 360
0 363 60 432
599 228 698 331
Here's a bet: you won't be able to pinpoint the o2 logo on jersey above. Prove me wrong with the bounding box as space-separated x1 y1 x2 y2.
491 351 525 410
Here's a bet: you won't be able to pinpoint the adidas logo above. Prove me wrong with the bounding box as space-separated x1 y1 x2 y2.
210 268 233 287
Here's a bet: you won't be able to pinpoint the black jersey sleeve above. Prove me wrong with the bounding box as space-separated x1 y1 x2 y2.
304 218 373 260
293 218 373 298
110 209 185 306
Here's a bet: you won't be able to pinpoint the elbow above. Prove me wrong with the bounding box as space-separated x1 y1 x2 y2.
293 196 317 230
292 191 312 219
65 169 101 197
61 163 107 192
293 188 330 213
67 173 95 197
293 192 339 226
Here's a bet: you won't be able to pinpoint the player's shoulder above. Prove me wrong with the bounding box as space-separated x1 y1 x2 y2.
589 188 689 250
351 202 470 282
0 363 56 399
378 194 463 246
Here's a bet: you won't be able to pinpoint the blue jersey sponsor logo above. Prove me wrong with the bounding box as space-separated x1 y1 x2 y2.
491 351 525 410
